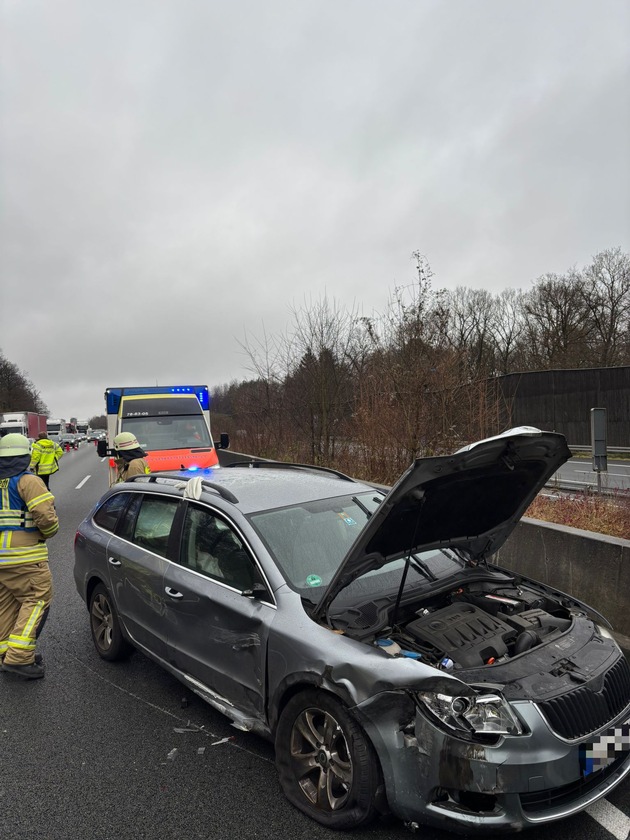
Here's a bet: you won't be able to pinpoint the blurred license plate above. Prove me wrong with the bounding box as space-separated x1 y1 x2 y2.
580 716 630 776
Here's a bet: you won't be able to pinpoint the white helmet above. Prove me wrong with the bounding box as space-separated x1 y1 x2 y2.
114 432 140 451
0 433 31 457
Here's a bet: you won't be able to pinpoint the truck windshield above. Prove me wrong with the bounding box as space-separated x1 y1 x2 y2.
122 416 212 451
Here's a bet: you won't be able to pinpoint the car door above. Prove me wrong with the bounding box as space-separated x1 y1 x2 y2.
163 501 275 720
107 492 180 659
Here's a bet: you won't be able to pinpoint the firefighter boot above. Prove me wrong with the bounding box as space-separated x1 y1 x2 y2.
2 659 45 679
0 653 44 673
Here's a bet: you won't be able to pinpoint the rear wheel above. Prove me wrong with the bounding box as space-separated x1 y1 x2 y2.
275 689 383 830
89 583 131 661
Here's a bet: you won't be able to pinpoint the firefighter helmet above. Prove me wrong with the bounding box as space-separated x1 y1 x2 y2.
0 433 31 457
113 432 140 451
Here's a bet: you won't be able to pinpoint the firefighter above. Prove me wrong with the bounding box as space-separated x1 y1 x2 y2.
0 434 58 679
29 431 64 488
113 432 151 482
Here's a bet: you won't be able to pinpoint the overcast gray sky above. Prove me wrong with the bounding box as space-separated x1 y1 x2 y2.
1 0 629 422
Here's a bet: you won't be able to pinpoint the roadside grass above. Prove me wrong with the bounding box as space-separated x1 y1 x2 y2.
526 491 630 540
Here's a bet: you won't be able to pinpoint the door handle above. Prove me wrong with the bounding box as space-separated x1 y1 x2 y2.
108 557 122 566
165 587 184 599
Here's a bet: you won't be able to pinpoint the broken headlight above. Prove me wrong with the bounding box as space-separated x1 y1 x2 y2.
417 691 524 737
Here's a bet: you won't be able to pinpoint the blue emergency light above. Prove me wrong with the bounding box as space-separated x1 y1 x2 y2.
105 386 210 414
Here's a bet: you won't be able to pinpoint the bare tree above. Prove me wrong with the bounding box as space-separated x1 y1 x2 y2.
238 296 362 464
214 247 629 482
351 254 472 480
236 326 287 453
281 296 361 462
579 247 630 366
489 288 526 374
441 286 496 377
521 272 591 368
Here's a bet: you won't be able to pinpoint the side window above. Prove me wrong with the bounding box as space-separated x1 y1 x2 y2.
181 505 261 591
93 493 131 533
131 496 179 558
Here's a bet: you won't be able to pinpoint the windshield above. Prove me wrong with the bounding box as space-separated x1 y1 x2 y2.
122 416 212 451
328 548 466 611
249 491 383 591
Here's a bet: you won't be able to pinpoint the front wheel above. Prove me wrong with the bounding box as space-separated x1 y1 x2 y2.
275 689 384 830
89 583 131 661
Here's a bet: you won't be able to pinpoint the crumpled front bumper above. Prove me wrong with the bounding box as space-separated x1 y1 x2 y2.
355 693 630 834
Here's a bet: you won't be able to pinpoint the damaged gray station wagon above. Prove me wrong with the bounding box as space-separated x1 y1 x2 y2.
73 427 630 833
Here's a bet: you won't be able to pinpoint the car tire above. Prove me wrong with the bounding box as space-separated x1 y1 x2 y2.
275 689 383 830
89 583 131 661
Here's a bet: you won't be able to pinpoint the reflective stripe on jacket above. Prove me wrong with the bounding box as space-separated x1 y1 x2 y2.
0 473 39 532
0 473 59 566
30 439 63 476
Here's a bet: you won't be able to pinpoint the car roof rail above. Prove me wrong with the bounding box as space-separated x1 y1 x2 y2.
198 480 239 503
224 459 356 482
126 473 239 503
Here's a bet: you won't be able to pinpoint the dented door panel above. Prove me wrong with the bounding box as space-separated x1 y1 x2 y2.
163 562 274 720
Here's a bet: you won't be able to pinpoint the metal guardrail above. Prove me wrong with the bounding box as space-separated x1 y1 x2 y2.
557 448 630 493
568 445 630 454
546 469 630 495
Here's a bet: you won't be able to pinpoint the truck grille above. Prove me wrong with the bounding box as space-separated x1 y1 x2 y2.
536 656 630 740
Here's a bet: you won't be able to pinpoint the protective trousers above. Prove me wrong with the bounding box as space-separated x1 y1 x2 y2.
0 561 53 665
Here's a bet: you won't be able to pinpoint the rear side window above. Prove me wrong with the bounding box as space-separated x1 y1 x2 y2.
93 493 131 533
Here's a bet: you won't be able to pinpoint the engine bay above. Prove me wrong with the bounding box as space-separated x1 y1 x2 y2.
336 578 575 671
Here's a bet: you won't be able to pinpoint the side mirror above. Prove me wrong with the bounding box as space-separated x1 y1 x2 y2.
96 439 108 457
218 432 230 450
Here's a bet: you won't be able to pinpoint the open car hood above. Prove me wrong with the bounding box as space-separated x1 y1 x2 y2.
312 427 571 623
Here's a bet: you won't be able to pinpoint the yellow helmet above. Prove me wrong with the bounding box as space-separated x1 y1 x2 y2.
113 432 140 451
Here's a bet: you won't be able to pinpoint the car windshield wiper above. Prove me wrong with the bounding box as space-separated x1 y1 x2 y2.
351 495 381 519
409 554 437 582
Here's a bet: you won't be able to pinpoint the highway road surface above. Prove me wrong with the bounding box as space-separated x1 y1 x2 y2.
551 457 630 492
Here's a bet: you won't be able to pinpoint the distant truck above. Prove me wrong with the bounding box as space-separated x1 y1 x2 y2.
97 386 229 484
46 418 67 444
75 420 90 437
0 412 48 441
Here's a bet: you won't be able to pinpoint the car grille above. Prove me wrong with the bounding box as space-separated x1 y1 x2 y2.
536 656 630 740
520 753 630 813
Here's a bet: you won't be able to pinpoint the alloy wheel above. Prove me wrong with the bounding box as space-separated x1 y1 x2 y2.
289 706 353 811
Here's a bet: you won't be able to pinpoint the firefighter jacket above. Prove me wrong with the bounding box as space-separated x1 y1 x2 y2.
0 464 59 567
116 456 151 483
30 438 63 477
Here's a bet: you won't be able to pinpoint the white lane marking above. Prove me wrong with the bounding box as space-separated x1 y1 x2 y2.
76 475 91 490
586 799 630 840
